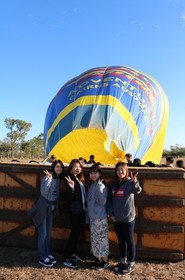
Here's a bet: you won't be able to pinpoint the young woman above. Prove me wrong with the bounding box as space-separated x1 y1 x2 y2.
87 164 109 270
107 162 142 274
28 159 64 267
63 159 86 269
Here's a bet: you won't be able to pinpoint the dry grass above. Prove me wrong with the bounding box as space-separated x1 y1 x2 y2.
0 247 184 280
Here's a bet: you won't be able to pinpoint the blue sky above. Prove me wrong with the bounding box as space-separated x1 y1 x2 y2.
0 0 185 150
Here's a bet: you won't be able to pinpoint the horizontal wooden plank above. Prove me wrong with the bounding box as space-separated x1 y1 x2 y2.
137 224 184 233
136 249 184 262
135 196 185 206
0 197 34 211
143 206 185 224
142 232 184 252
0 210 33 222
0 222 33 242
3 173 40 189
143 179 185 198
0 163 185 179
0 187 39 198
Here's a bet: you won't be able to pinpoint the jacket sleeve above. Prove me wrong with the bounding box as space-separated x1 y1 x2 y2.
64 177 76 201
131 180 142 194
27 195 48 227
95 183 107 206
40 176 52 198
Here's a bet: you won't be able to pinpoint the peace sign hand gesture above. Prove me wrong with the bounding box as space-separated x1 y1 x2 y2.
65 176 75 189
130 171 138 183
98 179 104 184
43 170 52 178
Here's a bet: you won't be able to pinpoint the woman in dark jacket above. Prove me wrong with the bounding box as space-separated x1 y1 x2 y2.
63 159 86 269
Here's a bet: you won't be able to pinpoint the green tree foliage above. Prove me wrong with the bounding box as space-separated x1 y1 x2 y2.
0 118 45 160
162 144 185 157
5 118 32 158
20 134 45 159
0 140 11 158
27 133 45 159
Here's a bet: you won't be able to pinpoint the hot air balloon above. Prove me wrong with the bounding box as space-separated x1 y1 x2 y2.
44 66 169 165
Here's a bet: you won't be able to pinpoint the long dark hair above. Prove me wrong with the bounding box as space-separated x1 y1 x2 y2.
51 159 64 179
114 162 128 196
69 158 85 182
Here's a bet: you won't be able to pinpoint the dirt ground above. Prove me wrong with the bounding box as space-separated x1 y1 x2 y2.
0 246 184 280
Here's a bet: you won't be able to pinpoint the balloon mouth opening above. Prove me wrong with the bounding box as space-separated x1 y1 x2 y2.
48 128 126 165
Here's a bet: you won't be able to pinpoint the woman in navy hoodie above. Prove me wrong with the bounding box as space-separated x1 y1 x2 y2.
107 162 142 275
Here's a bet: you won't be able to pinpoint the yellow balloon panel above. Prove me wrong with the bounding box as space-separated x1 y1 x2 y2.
49 128 125 165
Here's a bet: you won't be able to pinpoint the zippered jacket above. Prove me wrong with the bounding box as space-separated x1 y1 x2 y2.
107 178 142 222
87 182 107 219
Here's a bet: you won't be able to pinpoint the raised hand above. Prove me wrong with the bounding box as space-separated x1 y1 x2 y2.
98 179 104 184
130 171 138 183
65 176 75 189
43 170 52 178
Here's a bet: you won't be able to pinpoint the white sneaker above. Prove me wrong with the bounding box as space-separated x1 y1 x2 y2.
48 255 57 264
63 259 79 268
39 257 53 267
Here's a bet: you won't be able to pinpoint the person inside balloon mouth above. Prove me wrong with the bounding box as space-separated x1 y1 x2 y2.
125 153 133 166
87 155 96 165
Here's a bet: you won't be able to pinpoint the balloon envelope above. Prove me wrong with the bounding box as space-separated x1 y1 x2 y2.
44 66 169 164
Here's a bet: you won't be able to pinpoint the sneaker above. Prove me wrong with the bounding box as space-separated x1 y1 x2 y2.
63 258 79 268
91 258 101 269
114 262 128 272
48 255 57 264
95 261 109 271
122 263 135 274
39 257 53 267
72 254 84 263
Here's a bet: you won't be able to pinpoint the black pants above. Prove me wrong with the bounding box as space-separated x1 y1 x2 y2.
64 211 85 259
113 220 135 263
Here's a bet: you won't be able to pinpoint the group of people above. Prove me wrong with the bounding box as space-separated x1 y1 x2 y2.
28 158 142 275
125 153 185 169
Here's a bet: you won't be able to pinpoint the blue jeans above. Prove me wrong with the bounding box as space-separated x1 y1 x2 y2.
113 220 135 263
37 213 53 260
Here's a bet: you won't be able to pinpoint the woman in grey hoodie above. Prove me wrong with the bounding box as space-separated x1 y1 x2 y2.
28 159 64 267
87 164 109 270
107 162 142 275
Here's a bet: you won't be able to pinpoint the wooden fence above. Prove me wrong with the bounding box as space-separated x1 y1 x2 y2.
0 162 184 261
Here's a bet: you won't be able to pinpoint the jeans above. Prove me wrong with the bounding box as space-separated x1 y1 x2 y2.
113 220 135 263
64 211 85 259
37 213 53 260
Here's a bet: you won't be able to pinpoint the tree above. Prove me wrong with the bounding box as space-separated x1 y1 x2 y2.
0 141 11 158
162 145 185 158
5 118 32 158
28 133 45 159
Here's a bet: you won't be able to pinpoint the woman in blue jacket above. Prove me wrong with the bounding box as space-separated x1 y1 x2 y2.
87 164 109 270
